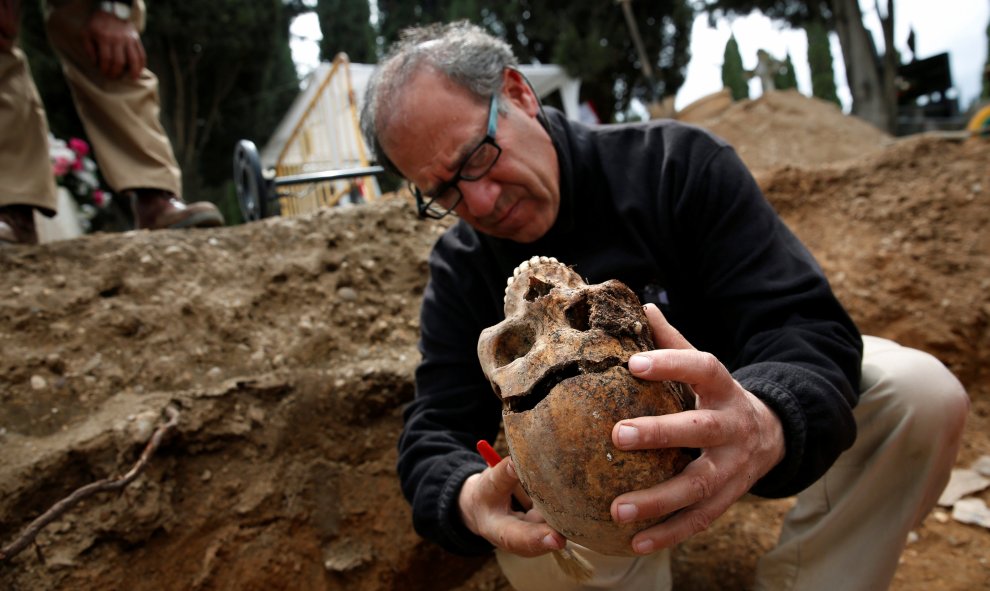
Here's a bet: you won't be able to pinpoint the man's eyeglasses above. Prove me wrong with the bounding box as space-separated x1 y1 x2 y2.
412 93 502 219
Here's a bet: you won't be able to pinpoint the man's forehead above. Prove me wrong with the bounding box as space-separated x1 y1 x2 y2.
404 70 483 120
385 74 488 172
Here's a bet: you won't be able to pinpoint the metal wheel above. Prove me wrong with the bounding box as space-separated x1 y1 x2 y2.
233 140 271 221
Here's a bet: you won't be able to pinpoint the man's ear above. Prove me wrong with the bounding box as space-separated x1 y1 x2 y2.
502 68 540 117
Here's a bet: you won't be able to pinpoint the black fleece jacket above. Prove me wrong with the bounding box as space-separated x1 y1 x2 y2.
397 108 863 556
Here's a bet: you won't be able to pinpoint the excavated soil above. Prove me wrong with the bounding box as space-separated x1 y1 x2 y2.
2 91 988 590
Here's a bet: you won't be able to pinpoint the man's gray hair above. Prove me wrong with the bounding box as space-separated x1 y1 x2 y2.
360 21 518 176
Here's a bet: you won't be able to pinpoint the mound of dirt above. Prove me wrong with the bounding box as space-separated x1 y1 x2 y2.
682 89 894 174
2 94 988 590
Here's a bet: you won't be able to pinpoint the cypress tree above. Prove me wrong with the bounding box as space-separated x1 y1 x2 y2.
316 0 377 64
722 34 748 101
805 20 841 107
774 51 798 91
982 20 989 101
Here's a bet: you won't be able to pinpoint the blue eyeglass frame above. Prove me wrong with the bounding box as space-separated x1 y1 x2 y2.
413 93 502 219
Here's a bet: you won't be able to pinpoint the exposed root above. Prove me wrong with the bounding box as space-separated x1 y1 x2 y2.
0 405 181 564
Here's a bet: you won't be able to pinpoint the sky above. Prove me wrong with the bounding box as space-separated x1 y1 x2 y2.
677 0 989 112
289 0 990 115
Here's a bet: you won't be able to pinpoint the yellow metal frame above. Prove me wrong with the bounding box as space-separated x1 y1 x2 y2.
967 104 990 135
275 53 381 216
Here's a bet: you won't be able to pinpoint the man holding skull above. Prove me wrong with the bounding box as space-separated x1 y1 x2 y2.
361 21 968 591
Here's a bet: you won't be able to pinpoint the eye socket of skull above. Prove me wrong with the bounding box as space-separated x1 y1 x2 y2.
491 322 537 368
564 295 591 331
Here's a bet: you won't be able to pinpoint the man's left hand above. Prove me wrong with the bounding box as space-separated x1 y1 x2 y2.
609 303 786 554
82 9 145 80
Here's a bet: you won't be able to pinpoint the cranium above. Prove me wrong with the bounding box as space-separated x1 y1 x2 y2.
477 256 693 556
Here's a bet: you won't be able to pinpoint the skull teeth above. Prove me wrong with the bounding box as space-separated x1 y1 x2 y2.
504 256 562 298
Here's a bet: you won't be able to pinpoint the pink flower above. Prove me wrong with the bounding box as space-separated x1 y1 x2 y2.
52 156 72 177
92 189 108 208
68 138 89 157
71 157 84 171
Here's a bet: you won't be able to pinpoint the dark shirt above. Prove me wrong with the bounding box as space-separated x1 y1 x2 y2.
398 108 863 556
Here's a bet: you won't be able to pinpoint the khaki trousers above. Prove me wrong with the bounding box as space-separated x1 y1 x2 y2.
496 336 969 591
0 0 180 215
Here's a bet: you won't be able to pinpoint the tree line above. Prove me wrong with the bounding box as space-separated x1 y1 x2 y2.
23 0 978 228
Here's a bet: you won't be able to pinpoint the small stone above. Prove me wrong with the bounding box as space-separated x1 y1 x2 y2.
972 455 990 478
337 286 358 302
31 375 47 390
938 468 990 506
952 498 990 529
82 353 103 374
201 470 212 482
248 406 266 424
126 410 159 444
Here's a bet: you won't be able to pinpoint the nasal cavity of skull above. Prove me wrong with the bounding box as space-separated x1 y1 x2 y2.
524 277 554 301
494 324 536 368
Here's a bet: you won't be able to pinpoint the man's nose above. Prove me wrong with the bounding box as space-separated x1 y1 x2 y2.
458 178 500 218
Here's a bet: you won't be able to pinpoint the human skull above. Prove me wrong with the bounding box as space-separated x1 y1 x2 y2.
477 256 694 556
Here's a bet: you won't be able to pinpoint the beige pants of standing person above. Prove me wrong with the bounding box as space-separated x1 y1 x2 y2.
497 336 969 591
0 0 180 216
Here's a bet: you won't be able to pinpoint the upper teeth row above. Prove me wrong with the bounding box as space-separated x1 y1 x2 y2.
505 255 560 294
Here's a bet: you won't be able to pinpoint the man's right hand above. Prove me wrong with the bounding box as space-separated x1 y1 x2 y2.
458 456 566 557
82 9 145 79
0 0 19 53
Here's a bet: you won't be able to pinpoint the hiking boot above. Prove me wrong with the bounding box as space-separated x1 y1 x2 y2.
0 205 39 245
130 189 225 230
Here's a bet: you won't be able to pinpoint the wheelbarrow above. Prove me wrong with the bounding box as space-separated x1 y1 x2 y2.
232 139 385 221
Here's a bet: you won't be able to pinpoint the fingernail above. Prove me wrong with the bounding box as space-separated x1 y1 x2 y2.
634 538 654 554
628 355 650 373
543 533 561 549
506 460 516 478
617 425 639 447
616 503 637 523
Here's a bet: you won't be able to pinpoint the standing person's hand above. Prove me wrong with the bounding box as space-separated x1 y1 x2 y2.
82 10 144 79
610 303 786 554
0 0 19 52
458 455 566 557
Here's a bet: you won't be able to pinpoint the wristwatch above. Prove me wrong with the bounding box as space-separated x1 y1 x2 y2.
97 0 133 20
